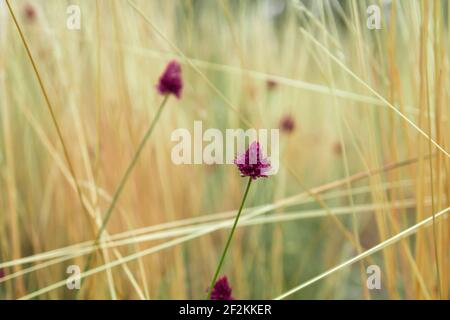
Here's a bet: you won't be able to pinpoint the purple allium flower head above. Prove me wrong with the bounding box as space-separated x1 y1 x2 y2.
210 276 234 300
156 60 183 99
234 141 271 180
279 114 295 134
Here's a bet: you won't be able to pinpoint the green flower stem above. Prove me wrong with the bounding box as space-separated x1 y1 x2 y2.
75 95 169 299
207 177 253 299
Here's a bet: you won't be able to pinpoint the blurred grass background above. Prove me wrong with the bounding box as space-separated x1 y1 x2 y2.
0 0 448 299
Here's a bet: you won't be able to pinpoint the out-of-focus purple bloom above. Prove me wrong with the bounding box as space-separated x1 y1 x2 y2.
332 141 342 155
279 114 295 134
156 60 183 99
24 3 37 22
266 79 278 90
210 276 234 300
234 141 271 180
0 268 5 279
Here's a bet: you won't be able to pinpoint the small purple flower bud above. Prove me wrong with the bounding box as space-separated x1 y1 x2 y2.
279 115 295 134
156 60 183 99
24 3 37 22
266 79 278 90
332 141 342 155
210 276 234 300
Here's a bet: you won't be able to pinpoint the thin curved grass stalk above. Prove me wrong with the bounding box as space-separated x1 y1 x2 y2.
274 207 449 300
7 101 148 298
19 205 448 301
0 178 416 270
1 198 429 286
300 27 449 158
76 95 170 298
0 181 411 272
60 34 432 116
19 193 275 300
3 0 96 244
0 155 431 270
4 0 98 296
424 0 441 299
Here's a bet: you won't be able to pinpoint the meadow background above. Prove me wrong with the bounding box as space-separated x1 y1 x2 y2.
0 0 448 299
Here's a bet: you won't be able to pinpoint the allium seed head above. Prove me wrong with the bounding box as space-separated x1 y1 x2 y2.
156 60 183 99
234 141 271 180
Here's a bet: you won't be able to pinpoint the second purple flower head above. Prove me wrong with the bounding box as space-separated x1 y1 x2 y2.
210 276 234 300
156 60 183 99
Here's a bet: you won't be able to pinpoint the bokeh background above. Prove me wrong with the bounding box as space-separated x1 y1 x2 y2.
0 0 448 299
